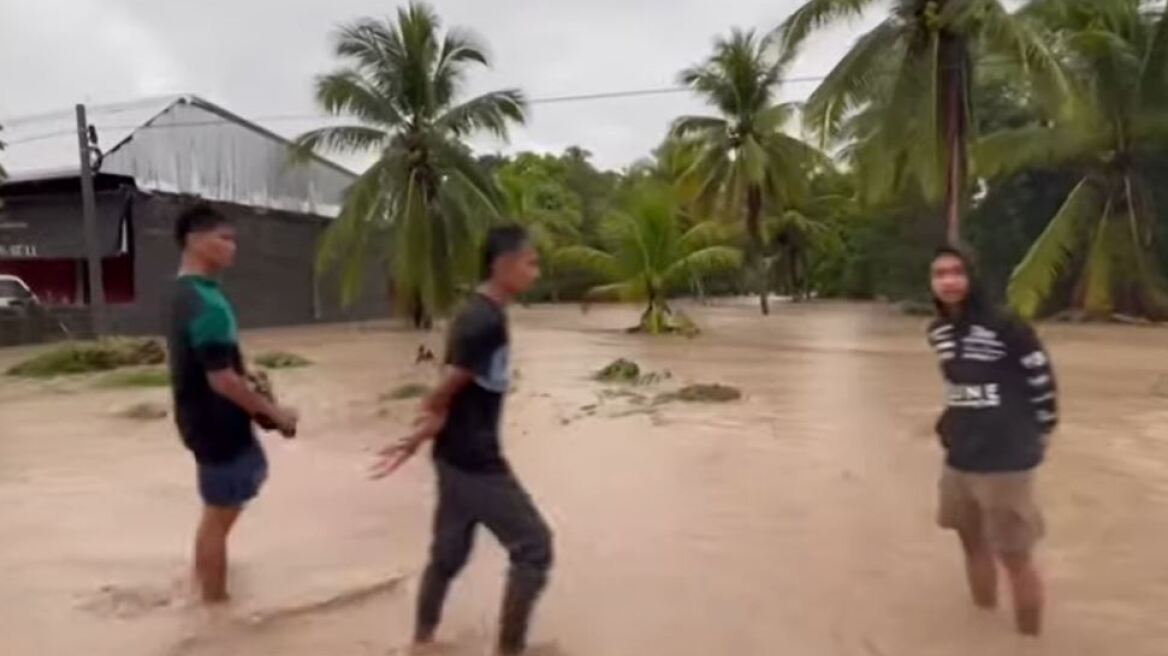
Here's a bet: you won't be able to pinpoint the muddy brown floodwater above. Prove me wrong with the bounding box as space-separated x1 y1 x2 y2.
2 301 1168 656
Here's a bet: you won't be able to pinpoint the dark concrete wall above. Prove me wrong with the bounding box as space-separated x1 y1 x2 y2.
109 192 390 336
0 190 389 345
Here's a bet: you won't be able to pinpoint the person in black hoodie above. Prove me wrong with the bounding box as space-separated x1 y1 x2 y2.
927 247 1057 636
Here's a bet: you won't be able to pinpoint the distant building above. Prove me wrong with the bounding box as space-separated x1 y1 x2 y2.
0 95 387 340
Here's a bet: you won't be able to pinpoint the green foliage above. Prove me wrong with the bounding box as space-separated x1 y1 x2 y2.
98 368 171 389
7 339 166 378
673 28 822 313
555 182 743 334
382 383 431 401
254 351 313 369
996 0 1168 319
778 0 1070 242
294 2 526 325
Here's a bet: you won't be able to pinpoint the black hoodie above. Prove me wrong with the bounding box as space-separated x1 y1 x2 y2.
927 249 1058 473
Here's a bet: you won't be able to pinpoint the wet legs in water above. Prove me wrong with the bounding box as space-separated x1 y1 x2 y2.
193 505 242 603
415 466 553 655
957 528 1043 635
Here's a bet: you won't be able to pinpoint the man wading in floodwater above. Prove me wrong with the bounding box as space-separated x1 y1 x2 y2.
372 225 553 656
167 204 298 603
927 247 1058 635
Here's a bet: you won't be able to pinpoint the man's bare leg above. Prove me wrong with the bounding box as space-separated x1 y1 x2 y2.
194 505 242 603
958 528 998 609
1001 551 1043 636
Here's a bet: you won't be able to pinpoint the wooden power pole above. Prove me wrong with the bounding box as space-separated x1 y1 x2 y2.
76 104 107 337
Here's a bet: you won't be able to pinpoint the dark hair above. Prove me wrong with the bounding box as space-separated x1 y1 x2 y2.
930 246 988 320
481 224 530 280
175 203 231 247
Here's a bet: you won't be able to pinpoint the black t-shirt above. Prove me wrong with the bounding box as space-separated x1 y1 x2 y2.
167 275 256 464
433 293 510 473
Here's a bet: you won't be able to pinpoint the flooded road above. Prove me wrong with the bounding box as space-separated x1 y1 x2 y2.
2 301 1167 655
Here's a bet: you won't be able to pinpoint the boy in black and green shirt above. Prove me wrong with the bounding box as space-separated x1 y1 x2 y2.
167 204 297 603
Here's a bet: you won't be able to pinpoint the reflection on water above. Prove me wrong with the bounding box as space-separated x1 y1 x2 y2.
2 301 1168 654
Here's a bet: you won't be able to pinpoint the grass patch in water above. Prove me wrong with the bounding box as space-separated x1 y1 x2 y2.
6 339 165 378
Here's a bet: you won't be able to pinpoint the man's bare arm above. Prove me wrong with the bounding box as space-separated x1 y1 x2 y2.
369 366 474 479
421 366 474 417
206 369 295 433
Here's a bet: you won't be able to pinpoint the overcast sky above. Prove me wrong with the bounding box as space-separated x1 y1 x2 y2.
0 0 879 171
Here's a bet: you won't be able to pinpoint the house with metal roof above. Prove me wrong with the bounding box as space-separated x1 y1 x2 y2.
0 95 387 341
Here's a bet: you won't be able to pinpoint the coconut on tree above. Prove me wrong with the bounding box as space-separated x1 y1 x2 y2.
776 0 1068 246
292 2 525 327
671 29 822 315
978 0 1168 319
554 182 743 334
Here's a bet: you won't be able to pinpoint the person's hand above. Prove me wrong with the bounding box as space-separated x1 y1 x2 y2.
369 411 444 480
369 437 421 479
271 406 299 438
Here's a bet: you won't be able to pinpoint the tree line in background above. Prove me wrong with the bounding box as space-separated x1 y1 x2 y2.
282 0 1168 330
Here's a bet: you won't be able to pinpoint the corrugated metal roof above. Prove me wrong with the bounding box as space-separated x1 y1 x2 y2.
1 95 357 218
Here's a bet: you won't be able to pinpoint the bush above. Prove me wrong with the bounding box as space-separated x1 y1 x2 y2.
7 338 165 378
382 383 431 401
657 383 742 404
98 368 170 388
594 358 641 383
254 351 312 369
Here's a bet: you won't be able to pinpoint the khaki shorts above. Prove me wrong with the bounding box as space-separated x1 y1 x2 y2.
937 466 1044 555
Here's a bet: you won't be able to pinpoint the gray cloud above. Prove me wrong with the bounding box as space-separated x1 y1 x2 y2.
1 0 879 170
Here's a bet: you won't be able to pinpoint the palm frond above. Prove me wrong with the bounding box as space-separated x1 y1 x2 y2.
554 246 622 281
774 0 882 56
1142 6 1168 105
316 156 398 305
313 69 403 126
663 246 744 291
437 90 527 140
802 18 906 144
289 125 389 163
974 124 1106 179
583 281 643 303
669 115 728 139
1008 177 1105 318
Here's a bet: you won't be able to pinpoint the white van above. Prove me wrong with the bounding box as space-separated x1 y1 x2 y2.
0 274 38 309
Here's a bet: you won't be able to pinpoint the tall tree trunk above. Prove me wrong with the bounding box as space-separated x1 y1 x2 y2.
746 186 770 315
940 34 969 247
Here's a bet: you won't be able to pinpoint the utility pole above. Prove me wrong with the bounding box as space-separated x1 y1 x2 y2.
76 104 107 337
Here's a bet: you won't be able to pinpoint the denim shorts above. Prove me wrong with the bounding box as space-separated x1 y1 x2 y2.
197 444 268 508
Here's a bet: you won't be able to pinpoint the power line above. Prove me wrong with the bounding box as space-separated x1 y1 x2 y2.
0 60 1048 147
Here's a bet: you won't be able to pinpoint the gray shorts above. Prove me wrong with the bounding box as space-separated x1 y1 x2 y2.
197 444 268 508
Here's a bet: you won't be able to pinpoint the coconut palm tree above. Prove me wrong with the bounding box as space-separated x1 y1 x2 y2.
292 2 526 326
979 0 1168 319
671 28 823 315
554 183 743 334
776 0 1068 245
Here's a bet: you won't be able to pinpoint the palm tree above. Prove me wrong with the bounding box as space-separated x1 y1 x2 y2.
496 159 582 301
293 2 526 326
980 0 1168 319
776 0 1067 245
555 183 743 334
671 29 822 315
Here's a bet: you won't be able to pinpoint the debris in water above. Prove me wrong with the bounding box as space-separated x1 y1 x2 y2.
116 401 169 421
657 383 743 404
